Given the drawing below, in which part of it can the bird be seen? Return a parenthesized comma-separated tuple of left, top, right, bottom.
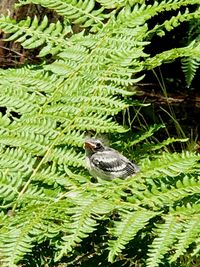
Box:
(84, 138, 140, 180)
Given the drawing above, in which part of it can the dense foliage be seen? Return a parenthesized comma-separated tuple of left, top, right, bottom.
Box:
(0, 0, 200, 266)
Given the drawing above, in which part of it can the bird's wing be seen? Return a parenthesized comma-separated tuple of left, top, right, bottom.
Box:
(91, 149, 138, 178)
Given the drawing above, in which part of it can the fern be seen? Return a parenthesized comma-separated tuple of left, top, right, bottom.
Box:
(141, 151, 200, 178)
(0, 15, 72, 57)
(0, 172, 23, 205)
(181, 6, 200, 88)
(17, 0, 108, 31)
(181, 53, 200, 88)
(146, 215, 183, 267)
(0, 200, 72, 266)
(55, 195, 114, 261)
(148, 8, 200, 37)
(108, 209, 156, 263)
(144, 41, 200, 70)
(0, 0, 200, 266)
(134, 176, 200, 208)
(170, 216, 200, 262)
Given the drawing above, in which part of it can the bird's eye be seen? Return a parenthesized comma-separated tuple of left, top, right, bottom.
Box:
(95, 142, 102, 149)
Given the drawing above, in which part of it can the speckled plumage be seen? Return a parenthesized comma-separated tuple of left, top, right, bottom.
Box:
(85, 139, 140, 180)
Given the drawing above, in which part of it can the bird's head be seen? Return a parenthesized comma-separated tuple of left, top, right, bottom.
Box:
(84, 139, 105, 155)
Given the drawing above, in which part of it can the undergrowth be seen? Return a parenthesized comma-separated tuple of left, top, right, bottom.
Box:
(0, 0, 200, 266)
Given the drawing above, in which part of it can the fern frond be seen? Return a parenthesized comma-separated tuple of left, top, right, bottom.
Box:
(0, 172, 22, 206)
(1, 124, 85, 167)
(108, 210, 156, 263)
(0, 228, 33, 267)
(191, 237, 200, 257)
(149, 8, 200, 37)
(133, 137, 189, 159)
(96, 0, 146, 9)
(0, 86, 42, 114)
(17, 0, 107, 30)
(0, 15, 72, 56)
(136, 176, 200, 209)
(0, 67, 64, 93)
(73, 114, 126, 133)
(0, 200, 72, 266)
(142, 137, 189, 152)
(115, 0, 200, 30)
(171, 203, 200, 216)
(141, 151, 200, 178)
(146, 215, 183, 267)
(170, 216, 200, 262)
(46, 146, 84, 167)
(55, 196, 114, 261)
(0, 147, 36, 174)
(181, 55, 200, 88)
(144, 41, 200, 70)
(129, 124, 165, 146)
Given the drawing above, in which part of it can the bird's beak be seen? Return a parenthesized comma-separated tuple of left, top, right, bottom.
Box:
(84, 141, 96, 149)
